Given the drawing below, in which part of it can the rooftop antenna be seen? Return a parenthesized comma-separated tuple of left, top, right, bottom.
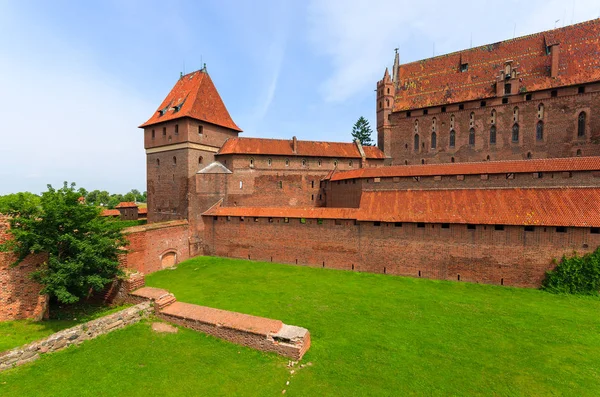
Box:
(433, 42, 435, 56)
(554, 19, 560, 29)
(513, 23, 516, 38)
(470, 32, 472, 48)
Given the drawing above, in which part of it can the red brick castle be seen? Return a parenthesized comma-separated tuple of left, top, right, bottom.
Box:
(133, 19, 600, 289)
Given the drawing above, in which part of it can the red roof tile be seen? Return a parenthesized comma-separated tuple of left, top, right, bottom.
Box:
(204, 187, 600, 227)
(138, 207, 148, 215)
(204, 205, 360, 220)
(115, 202, 138, 208)
(218, 137, 385, 159)
(140, 70, 242, 131)
(357, 188, 600, 227)
(331, 157, 600, 180)
(100, 209, 120, 217)
(393, 18, 600, 111)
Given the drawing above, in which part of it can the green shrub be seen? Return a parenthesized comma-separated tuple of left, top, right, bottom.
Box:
(542, 247, 600, 295)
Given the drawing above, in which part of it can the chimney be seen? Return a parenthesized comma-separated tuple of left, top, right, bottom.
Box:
(354, 139, 366, 168)
(292, 136, 298, 154)
(550, 45, 560, 78)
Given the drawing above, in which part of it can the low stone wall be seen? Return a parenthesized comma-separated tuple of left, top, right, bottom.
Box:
(158, 301, 310, 360)
(0, 302, 152, 372)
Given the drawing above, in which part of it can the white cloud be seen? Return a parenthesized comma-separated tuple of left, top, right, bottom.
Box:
(307, 0, 600, 103)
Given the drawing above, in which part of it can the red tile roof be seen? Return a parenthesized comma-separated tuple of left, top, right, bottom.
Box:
(204, 187, 600, 227)
(357, 188, 600, 227)
(101, 209, 120, 217)
(204, 205, 360, 220)
(393, 18, 600, 111)
(138, 207, 148, 215)
(140, 70, 242, 131)
(115, 202, 138, 208)
(330, 157, 600, 181)
(217, 137, 386, 159)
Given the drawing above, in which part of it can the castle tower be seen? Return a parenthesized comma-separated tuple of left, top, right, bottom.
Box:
(139, 68, 242, 223)
(376, 65, 394, 157)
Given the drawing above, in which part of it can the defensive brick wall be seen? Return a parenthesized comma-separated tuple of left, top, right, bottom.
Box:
(203, 216, 600, 288)
(0, 217, 48, 321)
(122, 220, 190, 274)
(325, 169, 600, 207)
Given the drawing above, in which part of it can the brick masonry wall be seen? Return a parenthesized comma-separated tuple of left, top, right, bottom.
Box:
(386, 85, 600, 164)
(0, 302, 152, 372)
(0, 217, 48, 321)
(325, 170, 600, 207)
(203, 216, 600, 288)
(122, 221, 190, 275)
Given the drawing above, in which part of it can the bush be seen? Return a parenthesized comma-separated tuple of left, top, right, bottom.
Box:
(542, 248, 600, 295)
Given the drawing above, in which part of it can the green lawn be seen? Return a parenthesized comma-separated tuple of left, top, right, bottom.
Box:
(2, 256, 600, 396)
(0, 304, 128, 352)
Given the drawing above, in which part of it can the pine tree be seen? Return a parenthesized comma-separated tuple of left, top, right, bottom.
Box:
(351, 116, 374, 146)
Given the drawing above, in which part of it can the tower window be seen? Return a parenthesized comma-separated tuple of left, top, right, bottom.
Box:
(469, 128, 475, 146)
(151, 129, 155, 139)
(156, 159, 160, 166)
(536, 121, 544, 141)
(525, 94, 532, 101)
(431, 132, 437, 149)
(578, 112, 586, 137)
(512, 124, 519, 142)
(480, 100, 487, 107)
(173, 156, 177, 165)
(414, 134, 420, 151)
(163, 127, 166, 136)
(199, 156, 203, 164)
(302, 159, 307, 167)
(551, 90, 558, 98)
(285, 158, 290, 167)
(174, 124, 179, 135)
(349, 160, 353, 167)
(267, 158, 272, 166)
(423, 109, 428, 115)
(502, 98, 509, 104)
(578, 86, 585, 94)
(449, 130, 456, 148)
(198, 125, 203, 135)
(458, 104, 464, 110)
(460, 63, 468, 72)
(250, 158, 254, 167)
(490, 125, 497, 144)
(441, 106, 447, 113)
(406, 111, 411, 118)
(504, 83, 511, 95)
(318, 159, 322, 167)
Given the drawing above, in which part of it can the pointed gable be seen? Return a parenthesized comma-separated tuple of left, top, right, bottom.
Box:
(140, 70, 242, 131)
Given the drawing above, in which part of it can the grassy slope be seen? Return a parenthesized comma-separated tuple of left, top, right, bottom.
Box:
(1, 257, 599, 396)
(0, 304, 128, 352)
(0, 322, 289, 397)
(145, 257, 600, 396)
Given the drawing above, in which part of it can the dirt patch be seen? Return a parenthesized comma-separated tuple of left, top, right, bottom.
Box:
(151, 322, 178, 333)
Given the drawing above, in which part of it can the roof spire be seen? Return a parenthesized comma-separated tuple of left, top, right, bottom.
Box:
(393, 48, 400, 87)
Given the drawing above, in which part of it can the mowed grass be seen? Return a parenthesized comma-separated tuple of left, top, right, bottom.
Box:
(0, 322, 289, 396)
(0, 304, 128, 352)
(1, 256, 599, 396)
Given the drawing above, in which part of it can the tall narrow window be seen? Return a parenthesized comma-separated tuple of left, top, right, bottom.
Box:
(199, 156, 203, 164)
(414, 134, 420, 151)
(198, 125, 204, 135)
(490, 125, 497, 144)
(578, 112, 586, 137)
(512, 124, 519, 142)
(536, 121, 544, 141)
(267, 158, 272, 166)
(151, 129, 155, 139)
(173, 156, 177, 165)
(469, 128, 475, 146)
(174, 124, 179, 135)
(491, 110, 496, 125)
(537, 104, 544, 119)
(431, 132, 437, 149)
(449, 130, 456, 148)
(163, 127, 166, 136)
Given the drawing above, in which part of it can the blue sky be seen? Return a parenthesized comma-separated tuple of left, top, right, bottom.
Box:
(1, 0, 599, 195)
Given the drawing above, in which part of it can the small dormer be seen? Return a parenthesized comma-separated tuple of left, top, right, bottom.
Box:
(496, 60, 519, 97)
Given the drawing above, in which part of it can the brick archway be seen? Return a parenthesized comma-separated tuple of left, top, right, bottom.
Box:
(160, 250, 178, 269)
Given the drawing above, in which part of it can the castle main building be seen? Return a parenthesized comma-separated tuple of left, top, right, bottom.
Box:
(136, 19, 600, 288)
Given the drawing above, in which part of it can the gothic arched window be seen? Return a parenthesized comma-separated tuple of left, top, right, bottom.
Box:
(431, 132, 437, 149)
(536, 121, 544, 141)
(449, 130, 456, 148)
(469, 128, 475, 146)
(414, 134, 420, 151)
(578, 112, 586, 137)
(490, 125, 497, 144)
(512, 124, 519, 142)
